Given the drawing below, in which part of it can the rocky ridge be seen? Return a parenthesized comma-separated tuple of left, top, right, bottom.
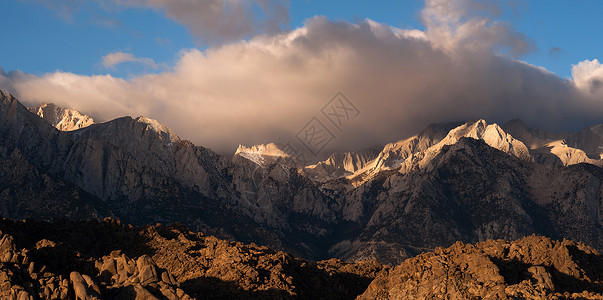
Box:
(303, 148, 379, 182)
(503, 119, 603, 166)
(28, 103, 94, 131)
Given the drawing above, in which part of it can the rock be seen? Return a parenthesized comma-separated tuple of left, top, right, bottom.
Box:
(117, 269, 129, 284)
(138, 265, 158, 285)
(102, 258, 117, 275)
(0, 235, 15, 253)
(110, 250, 122, 258)
(27, 262, 34, 275)
(160, 272, 170, 285)
(132, 284, 159, 300)
(100, 258, 117, 283)
(70, 271, 91, 300)
(160, 287, 178, 300)
(136, 256, 154, 271)
(81, 274, 100, 296)
(17, 290, 29, 300)
(67, 272, 101, 300)
(43, 286, 51, 298)
(358, 236, 603, 299)
(528, 265, 554, 291)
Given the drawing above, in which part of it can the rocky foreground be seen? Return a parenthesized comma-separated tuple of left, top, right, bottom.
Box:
(360, 236, 603, 299)
(0, 218, 601, 299)
(0, 218, 382, 299)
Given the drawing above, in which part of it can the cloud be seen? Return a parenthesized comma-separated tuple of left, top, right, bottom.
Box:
(101, 51, 158, 69)
(1, 0, 602, 155)
(572, 59, 603, 95)
(421, 0, 533, 56)
(25, 0, 290, 44)
(112, 0, 289, 43)
(549, 46, 562, 57)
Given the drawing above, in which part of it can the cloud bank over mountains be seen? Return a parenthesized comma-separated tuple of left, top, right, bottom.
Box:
(2, 0, 603, 154)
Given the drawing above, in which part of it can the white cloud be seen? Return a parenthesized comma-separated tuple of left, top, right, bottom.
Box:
(101, 51, 158, 69)
(572, 59, 603, 95)
(1, 0, 602, 155)
(421, 0, 532, 56)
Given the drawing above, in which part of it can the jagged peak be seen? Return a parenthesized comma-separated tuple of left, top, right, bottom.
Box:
(0, 90, 17, 104)
(134, 116, 180, 143)
(303, 148, 379, 182)
(29, 102, 94, 131)
(234, 143, 294, 167)
(0, 89, 10, 98)
(234, 143, 290, 158)
(348, 119, 533, 185)
(429, 119, 532, 162)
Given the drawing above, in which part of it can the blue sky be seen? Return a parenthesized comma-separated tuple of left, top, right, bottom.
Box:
(1, 0, 600, 79)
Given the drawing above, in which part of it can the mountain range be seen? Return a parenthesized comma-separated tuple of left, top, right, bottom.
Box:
(1, 90, 602, 268)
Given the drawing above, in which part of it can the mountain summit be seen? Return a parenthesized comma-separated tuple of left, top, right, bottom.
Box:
(28, 102, 94, 131)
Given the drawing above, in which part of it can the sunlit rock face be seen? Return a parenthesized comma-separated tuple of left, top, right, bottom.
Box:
(29, 102, 94, 131)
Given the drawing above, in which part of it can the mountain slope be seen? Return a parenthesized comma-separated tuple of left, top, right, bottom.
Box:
(334, 137, 603, 264)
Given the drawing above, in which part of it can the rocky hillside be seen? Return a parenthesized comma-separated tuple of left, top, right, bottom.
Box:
(0, 218, 382, 299)
(0, 218, 601, 299)
(359, 235, 603, 299)
(2, 90, 603, 267)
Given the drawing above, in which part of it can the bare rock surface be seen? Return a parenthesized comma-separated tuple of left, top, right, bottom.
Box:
(0, 219, 191, 299)
(28, 103, 94, 131)
(359, 235, 603, 299)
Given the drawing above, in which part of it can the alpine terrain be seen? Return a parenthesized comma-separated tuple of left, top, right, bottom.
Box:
(1, 90, 603, 298)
